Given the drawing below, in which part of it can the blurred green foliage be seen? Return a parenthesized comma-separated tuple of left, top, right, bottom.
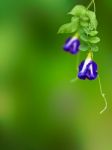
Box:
(0, 0, 112, 150)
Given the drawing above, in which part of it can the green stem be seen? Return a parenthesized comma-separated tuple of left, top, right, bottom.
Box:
(87, 0, 96, 12)
(87, 0, 93, 9)
(93, 0, 96, 12)
(98, 75, 107, 114)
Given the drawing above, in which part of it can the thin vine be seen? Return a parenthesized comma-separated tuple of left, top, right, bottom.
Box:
(98, 75, 107, 114)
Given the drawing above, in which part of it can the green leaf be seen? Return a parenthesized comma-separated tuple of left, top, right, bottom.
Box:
(91, 45, 99, 52)
(87, 10, 98, 29)
(88, 31, 98, 36)
(80, 21, 89, 27)
(71, 16, 79, 22)
(58, 18, 79, 34)
(80, 15, 89, 21)
(88, 23, 94, 31)
(80, 42, 89, 51)
(83, 27, 90, 34)
(89, 37, 100, 44)
(68, 5, 87, 16)
(84, 28, 98, 36)
(80, 32, 88, 42)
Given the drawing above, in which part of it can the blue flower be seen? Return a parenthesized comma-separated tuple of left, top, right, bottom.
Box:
(63, 36, 80, 54)
(78, 53, 98, 80)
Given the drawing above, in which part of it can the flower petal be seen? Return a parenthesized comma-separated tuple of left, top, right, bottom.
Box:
(78, 59, 98, 80)
(78, 61, 87, 80)
(86, 61, 98, 80)
(63, 37, 80, 54)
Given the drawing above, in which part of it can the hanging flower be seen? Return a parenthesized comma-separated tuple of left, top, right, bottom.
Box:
(78, 52, 98, 80)
(63, 35, 80, 54)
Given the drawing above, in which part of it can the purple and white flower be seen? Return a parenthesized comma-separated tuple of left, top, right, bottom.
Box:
(63, 36, 80, 54)
(78, 53, 98, 80)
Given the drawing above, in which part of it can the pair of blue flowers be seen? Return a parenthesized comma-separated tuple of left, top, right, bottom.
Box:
(63, 36, 98, 80)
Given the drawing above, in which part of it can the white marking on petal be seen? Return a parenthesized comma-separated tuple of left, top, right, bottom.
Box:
(73, 42, 77, 50)
(66, 37, 78, 48)
(89, 64, 94, 77)
(80, 58, 92, 74)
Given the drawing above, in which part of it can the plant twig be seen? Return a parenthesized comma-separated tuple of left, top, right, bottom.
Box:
(87, 0, 96, 12)
(98, 75, 107, 114)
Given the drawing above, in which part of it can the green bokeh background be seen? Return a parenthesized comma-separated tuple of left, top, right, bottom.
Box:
(0, 0, 112, 150)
